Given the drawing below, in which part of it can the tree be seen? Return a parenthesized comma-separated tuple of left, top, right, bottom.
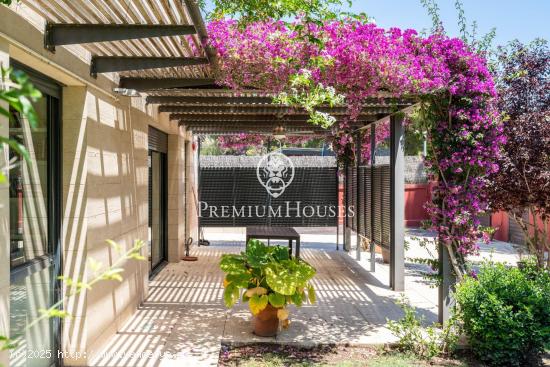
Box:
(487, 39, 550, 269)
(203, 0, 354, 24)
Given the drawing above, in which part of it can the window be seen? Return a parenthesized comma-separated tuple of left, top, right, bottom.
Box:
(9, 61, 62, 367)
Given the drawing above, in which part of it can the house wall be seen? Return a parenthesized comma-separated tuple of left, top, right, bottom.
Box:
(0, 4, 189, 366)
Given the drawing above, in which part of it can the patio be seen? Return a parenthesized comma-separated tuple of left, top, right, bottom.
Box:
(86, 228, 521, 367)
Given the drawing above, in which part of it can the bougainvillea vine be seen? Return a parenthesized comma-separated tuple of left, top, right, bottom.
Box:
(207, 19, 504, 278)
(217, 134, 317, 154)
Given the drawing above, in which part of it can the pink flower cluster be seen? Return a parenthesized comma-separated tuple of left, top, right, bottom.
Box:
(217, 134, 314, 153)
(361, 123, 391, 162)
(218, 134, 265, 154)
(207, 20, 504, 261)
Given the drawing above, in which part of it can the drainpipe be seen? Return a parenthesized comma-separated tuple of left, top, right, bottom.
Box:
(183, 0, 220, 75)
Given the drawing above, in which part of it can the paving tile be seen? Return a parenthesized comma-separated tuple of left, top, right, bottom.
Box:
(95, 226, 516, 366)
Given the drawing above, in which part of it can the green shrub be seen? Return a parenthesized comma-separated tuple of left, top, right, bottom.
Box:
(455, 261, 550, 366)
(387, 297, 460, 360)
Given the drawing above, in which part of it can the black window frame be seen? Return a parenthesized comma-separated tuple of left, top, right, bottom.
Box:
(148, 127, 168, 277)
(9, 60, 63, 367)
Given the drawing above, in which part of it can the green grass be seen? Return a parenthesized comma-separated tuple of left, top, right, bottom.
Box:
(226, 352, 470, 367)
(220, 344, 477, 367)
(234, 354, 362, 367)
(368, 353, 468, 367)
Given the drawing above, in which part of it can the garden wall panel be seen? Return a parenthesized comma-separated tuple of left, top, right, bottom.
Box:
(199, 161, 338, 227)
(346, 164, 390, 249)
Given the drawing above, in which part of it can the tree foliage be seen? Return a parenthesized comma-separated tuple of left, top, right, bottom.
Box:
(487, 40, 550, 269)
(204, 0, 352, 24)
(420, 0, 496, 54)
(0, 67, 42, 183)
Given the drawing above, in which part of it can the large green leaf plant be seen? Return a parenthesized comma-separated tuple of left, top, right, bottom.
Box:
(220, 239, 316, 326)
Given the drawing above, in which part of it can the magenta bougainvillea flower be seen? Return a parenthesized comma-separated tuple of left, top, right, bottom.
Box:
(206, 19, 505, 274)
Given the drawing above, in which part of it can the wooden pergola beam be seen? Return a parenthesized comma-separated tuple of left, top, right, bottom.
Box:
(44, 23, 197, 52)
(119, 78, 216, 90)
(182, 123, 329, 134)
(159, 104, 410, 116)
(90, 56, 208, 77)
(160, 104, 295, 114)
(170, 113, 376, 123)
(147, 95, 273, 105)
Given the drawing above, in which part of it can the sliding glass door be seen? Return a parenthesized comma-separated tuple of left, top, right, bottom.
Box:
(9, 62, 62, 367)
(148, 127, 168, 274)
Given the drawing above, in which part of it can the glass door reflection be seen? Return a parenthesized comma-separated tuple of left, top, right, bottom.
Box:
(148, 150, 167, 273)
(9, 64, 61, 367)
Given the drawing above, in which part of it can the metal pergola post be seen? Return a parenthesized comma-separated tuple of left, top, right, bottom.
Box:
(355, 131, 361, 261)
(390, 114, 405, 291)
(369, 124, 376, 272)
(336, 167, 340, 251)
(197, 137, 202, 243)
(344, 163, 351, 251)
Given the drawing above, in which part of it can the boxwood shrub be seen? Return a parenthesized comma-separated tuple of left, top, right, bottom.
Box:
(455, 261, 550, 366)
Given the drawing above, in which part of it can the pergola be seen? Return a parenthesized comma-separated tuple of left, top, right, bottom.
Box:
(22, 0, 417, 293)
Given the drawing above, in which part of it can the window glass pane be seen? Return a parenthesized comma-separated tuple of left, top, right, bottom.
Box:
(149, 151, 167, 271)
(9, 95, 56, 367)
(9, 97, 49, 266)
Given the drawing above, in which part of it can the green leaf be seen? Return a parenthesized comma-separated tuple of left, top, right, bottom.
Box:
(127, 252, 146, 261)
(223, 283, 240, 308)
(268, 293, 286, 308)
(0, 335, 17, 351)
(307, 284, 316, 304)
(88, 258, 103, 273)
(245, 239, 270, 267)
(227, 272, 252, 288)
(220, 254, 247, 274)
(291, 291, 304, 307)
(39, 308, 71, 319)
(265, 260, 316, 296)
(0, 136, 30, 162)
(249, 294, 268, 315)
(272, 246, 290, 261)
(100, 268, 124, 282)
(265, 263, 298, 295)
(106, 239, 122, 254)
(0, 106, 10, 119)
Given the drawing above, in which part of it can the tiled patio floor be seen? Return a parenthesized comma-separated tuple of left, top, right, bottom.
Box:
(88, 228, 521, 367)
(88, 246, 407, 366)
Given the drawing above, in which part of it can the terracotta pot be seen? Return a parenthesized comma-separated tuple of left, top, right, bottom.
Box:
(253, 304, 280, 337)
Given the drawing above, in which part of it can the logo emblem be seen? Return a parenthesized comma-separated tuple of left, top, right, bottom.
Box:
(257, 152, 295, 198)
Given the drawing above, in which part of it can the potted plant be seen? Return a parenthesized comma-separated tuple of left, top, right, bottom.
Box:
(220, 239, 316, 336)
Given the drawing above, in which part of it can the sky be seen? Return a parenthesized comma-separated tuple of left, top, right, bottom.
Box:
(204, 0, 549, 47)
(348, 0, 549, 46)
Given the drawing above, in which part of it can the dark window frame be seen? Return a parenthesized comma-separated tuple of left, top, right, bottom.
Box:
(148, 127, 168, 276)
(9, 60, 63, 367)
